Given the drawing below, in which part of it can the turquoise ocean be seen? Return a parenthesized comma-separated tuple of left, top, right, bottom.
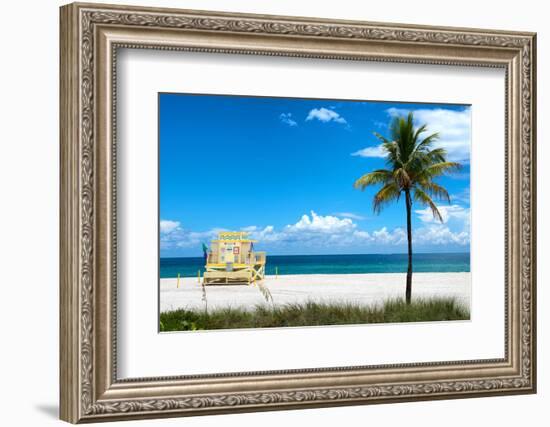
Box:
(160, 253, 470, 279)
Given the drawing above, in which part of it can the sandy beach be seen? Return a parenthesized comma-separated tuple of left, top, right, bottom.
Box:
(160, 272, 470, 312)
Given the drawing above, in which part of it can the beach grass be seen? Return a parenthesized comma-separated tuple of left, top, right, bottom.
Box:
(159, 298, 469, 332)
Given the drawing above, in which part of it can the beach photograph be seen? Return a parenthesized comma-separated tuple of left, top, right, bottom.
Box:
(158, 93, 471, 332)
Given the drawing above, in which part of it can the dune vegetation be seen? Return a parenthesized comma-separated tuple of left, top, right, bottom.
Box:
(159, 297, 469, 332)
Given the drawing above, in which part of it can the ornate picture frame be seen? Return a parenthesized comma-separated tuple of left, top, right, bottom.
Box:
(60, 2, 536, 423)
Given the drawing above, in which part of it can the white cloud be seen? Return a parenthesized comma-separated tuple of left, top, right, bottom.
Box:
(352, 230, 371, 240)
(161, 209, 470, 254)
(333, 212, 366, 220)
(279, 112, 297, 127)
(245, 225, 276, 241)
(351, 145, 386, 158)
(386, 107, 471, 162)
(160, 221, 222, 250)
(287, 211, 355, 234)
(413, 204, 470, 246)
(415, 204, 470, 225)
(372, 227, 407, 245)
(306, 107, 347, 124)
(242, 212, 407, 248)
(160, 219, 180, 234)
(415, 225, 469, 246)
(179, 229, 221, 247)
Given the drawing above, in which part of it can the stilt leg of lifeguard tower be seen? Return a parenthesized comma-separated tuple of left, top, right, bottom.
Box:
(252, 265, 263, 282)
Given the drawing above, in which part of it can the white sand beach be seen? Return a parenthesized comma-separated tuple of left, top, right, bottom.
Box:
(160, 272, 470, 312)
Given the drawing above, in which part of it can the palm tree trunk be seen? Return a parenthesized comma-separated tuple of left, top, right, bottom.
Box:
(405, 189, 413, 304)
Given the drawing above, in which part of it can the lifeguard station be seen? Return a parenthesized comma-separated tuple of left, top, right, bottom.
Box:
(203, 231, 266, 285)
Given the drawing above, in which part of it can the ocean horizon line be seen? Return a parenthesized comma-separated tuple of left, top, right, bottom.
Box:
(160, 252, 471, 260)
(159, 252, 471, 278)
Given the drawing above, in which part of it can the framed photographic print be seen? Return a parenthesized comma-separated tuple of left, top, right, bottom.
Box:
(158, 94, 473, 331)
(60, 2, 537, 423)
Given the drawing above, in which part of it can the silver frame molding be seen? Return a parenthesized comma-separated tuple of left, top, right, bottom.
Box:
(60, 2, 537, 423)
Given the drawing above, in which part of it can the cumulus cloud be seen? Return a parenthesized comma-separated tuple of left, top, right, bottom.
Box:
(306, 107, 347, 124)
(160, 220, 221, 250)
(413, 204, 470, 246)
(161, 209, 470, 254)
(279, 112, 297, 127)
(351, 145, 386, 158)
(160, 219, 181, 234)
(386, 107, 471, 162)
(415, 204, 470, 225)
(287, 211, 355, 234)
(245, 225, 276, 241)
(240, 212, 407, 248)
(376, 227, 407, 245)
(415, 225, 469, 246)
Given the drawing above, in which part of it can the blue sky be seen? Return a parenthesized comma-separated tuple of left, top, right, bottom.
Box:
(159, 93, 471, 257)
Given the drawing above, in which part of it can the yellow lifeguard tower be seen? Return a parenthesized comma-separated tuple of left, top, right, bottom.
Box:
(203, 231, 266, 285)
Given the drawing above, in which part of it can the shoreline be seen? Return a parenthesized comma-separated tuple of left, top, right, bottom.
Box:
(160, 272, 471, 313)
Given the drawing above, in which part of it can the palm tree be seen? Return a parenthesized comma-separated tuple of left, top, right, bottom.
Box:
(354, 112, 460, 304)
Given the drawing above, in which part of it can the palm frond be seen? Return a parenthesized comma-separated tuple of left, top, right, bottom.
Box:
(417, 132, 439, 149)
(393, 167, 411, 188)
(382, 141, 402, 166)
(413, 123, 428, 142)
(391, 113, 416, 162)
(417, 181, 451, 203)
(404, 146, 440, 177)
(373, 132, 393, 145)
(407, 146, 445, 167)
(408, 132, 440, 163)
(353, 169, 393, 190)
(425, 147, 448, 163)
(413, 187, 443, 222)
(373, 182, 401, 214)
(422, 161, 462, 178)
(373, 131, 402, 166)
